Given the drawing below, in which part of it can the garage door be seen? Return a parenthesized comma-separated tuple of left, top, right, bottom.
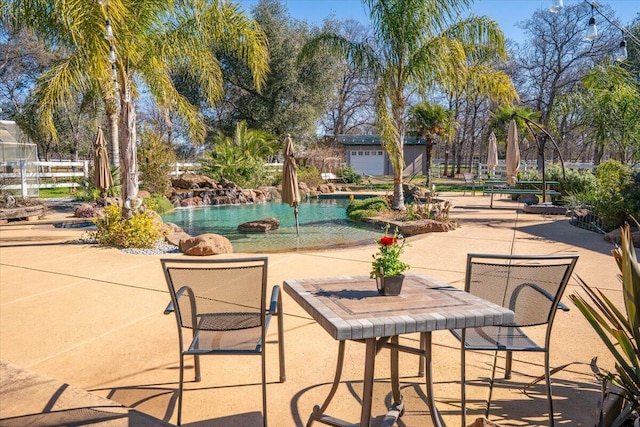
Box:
(350, 149, 385, 176)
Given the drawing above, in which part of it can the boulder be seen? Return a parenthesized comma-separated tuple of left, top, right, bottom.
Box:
(171, 174, 217, 190)
(179, 233, 234, 256)
(237, 217, 280, 233)
(166, 231, 192, 247)
(180, 196, 202, 207)
(74, 203, 98, 218)
(604, 227, 640, 247)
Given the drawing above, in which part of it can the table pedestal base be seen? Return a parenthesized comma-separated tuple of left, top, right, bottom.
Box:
(306, 333, 444, 427)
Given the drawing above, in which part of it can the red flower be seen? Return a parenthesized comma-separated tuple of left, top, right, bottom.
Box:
(379, 236, 397, 246)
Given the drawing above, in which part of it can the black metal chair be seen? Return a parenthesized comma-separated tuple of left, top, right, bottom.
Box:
(161, 257, 285, 426)
(452, 253, 578, 427)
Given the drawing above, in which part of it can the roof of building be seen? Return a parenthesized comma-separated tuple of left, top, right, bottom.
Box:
(335, 134, 425, 146)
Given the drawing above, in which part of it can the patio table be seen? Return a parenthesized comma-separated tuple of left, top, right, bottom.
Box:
(283, 274, 515, 427)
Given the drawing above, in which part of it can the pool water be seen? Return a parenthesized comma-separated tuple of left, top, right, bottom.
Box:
(161, 198, 384, 253)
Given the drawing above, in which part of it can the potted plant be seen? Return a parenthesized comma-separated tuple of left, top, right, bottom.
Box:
(569, 222, 639, 427)
(370, 226, 410, 295)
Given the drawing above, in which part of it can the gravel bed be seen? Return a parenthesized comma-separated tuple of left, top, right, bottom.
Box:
(73, 238, 181, 255)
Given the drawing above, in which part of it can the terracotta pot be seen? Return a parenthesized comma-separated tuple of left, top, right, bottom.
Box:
(376, 274, 404, 296)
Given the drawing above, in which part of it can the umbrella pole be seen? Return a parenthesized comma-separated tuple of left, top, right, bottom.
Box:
(294, 205, 300, 236)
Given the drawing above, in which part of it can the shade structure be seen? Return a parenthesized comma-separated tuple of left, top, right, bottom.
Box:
(487, 131, 498, 179)
(281, 134, 301, 236)
(93, 128, 113, 197)
(505, 119, 520, 186)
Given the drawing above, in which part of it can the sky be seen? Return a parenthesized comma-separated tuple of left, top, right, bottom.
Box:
(237, 0, 640, 44)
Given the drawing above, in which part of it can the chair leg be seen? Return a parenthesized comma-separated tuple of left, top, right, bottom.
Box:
(505, 351, 512, 380)
(545, 351, 555, 427)
(262, 351, 268, 427)
(461, 330, 467, 427)
(485, 351, 499, 419)
(277, 290, 286, 382)
(178, 354, 185, 426)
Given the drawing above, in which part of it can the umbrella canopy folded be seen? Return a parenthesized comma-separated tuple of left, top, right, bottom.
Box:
(487, 131, 498, 178)
(282, 134, 301, 235)
(93, 128, 113, 197)
(506, 119, 520, 186)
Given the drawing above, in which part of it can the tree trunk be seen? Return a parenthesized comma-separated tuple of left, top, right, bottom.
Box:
(109, 111, 120, 168)
(119, 81, 139, 219)
(424, 136, 434, 186)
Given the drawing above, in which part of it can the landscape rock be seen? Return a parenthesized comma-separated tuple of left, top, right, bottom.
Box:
(179, 233, 234, 256)
(74, 203, 98, 218)
(603, 227, 640, 247)
(171, 173, 217, 190)
(237, 217, 280, 233)
(166, 231, 192, 247)
(364, 217, 458, 236)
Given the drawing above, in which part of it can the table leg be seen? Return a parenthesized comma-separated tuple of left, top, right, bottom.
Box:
(306, 341, 347, 427)
(360, 338, 377, 427)
(423, 332, 445, 427)
(390, 336, 402, 407)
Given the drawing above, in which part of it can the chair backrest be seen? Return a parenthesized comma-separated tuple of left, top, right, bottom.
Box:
(465, 254, 578, 327)
(161, 257, 268, 332)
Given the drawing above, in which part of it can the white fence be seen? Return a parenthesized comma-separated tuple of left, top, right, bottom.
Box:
(0, 160, 88, 197)
(476, 161, 596, 179)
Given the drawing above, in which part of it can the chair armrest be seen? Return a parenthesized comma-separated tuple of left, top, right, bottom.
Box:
(164, 301, 174, 315)
(163, 286, 191, 315)
(514, 282, 569, 312)
(269, 285, 281, 314)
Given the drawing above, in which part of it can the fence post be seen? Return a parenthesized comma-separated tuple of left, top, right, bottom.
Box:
(83, 160, 89, 188)
(20, 160, 28, 198)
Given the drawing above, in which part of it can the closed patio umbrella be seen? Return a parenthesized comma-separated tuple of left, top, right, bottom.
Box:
(282, 134, 301, 236)
(93, 127, 113, 198)
(487, 131, 498, 179)
(505, 119, 520, 186)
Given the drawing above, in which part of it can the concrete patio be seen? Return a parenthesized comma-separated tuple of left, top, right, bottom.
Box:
(0, 192, 624, 426)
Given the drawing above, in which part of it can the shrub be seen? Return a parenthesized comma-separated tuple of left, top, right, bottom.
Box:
(336, 165, 362, 184)
(138, 127, 176, 195)
(297, 165, 323, 188)
(592, 160, 633, 231)
(346, 197, 390, 220)
(144, 194, 174, 215)
(90, 204, 163, 248)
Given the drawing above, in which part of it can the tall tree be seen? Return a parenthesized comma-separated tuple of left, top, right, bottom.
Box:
(515, 2, 618, 126)
(581, 63, 640, 164)
(212, 0, 340, 142)
(319, 19, 376, 137)
(2, 0, 269, 216)
(301, 0, 506, 209)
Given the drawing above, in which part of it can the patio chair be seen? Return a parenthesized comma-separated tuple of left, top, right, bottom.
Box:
(463, 173, 478, 196)
(452, 253, 578, 427)
(161, 257, 285, 426)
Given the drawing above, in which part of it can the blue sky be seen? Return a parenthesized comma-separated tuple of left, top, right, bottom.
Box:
(237, 0, 639, 44)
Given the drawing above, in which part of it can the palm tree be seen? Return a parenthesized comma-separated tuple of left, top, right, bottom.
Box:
(300, 0, 506, 209)
(409, 102, 454, 185)
(2, 0, 269, 216)
(201, 120, 278, 187)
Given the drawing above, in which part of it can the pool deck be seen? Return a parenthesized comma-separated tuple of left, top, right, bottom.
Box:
(0, 192, 624, 426)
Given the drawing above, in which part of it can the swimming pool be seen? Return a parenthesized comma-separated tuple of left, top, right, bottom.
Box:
(161, 198, 384, 253)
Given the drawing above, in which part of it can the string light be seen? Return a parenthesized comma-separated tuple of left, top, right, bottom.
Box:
(616, 38, 628, 62)
(108, 45, 116, 63)
(585, 6, 597, 41)
(104, 19, 114, 40)
(549, 0, 563, 13)
(549, 0, 638, 62)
